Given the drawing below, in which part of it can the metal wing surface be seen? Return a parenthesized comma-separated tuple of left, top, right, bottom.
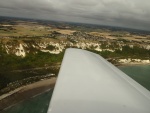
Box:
(47, 48, 150, 113)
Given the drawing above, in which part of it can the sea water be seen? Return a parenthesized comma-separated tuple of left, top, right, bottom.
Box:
(119, 65, 150, 91)
(1, 89, 53, 113)
(1, 65, 150, 113)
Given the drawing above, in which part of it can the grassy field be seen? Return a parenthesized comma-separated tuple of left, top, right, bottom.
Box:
(0, 23, 50, 37)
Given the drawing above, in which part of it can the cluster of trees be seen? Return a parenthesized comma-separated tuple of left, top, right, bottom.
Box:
(88, 45, 150, 59)
(0, 43, 150, 91)
(0, 48, 64, 90)
(115, 46, 150, 58)
(0, 51, 64, 71)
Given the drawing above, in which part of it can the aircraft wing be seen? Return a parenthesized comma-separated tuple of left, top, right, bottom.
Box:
(47, 48, 150, 113)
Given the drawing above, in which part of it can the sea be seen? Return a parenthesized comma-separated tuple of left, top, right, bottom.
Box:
(1, 65, 150, 113)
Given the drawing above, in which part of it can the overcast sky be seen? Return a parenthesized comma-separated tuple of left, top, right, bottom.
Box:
(0, 0, 150, 30)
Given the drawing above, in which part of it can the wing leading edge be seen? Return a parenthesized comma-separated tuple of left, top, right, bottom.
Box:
(47, 48, 150, 113)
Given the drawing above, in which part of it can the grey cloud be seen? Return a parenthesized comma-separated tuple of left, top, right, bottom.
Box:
(0, 0, 150, 30)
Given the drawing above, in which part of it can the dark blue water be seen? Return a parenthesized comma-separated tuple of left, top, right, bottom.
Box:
(1, 65, 150, 113)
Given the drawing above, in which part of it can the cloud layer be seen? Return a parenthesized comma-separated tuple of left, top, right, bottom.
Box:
(0, 0, 150, 30)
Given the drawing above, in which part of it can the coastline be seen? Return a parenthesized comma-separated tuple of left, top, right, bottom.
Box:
(0, 77, 56, 111)
(0, 62, 150, 111)
(117, 62, 150, 67)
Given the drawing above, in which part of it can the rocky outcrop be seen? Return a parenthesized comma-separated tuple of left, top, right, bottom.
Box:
(118, 58, 150, 65)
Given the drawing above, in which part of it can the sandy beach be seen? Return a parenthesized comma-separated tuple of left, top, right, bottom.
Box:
(0, 77, 56, 111)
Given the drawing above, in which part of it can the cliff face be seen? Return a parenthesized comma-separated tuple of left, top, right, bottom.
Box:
(0, 37, 150, 62)
(0, 38, 115, 57)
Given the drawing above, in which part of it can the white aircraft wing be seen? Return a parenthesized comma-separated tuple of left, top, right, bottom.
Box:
(47, 48, 150, 113)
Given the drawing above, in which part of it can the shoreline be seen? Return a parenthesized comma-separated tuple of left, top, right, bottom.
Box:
(117, 62, 150, 67)
(0, 77, 56, 111)
(0, 63, 150, 111)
